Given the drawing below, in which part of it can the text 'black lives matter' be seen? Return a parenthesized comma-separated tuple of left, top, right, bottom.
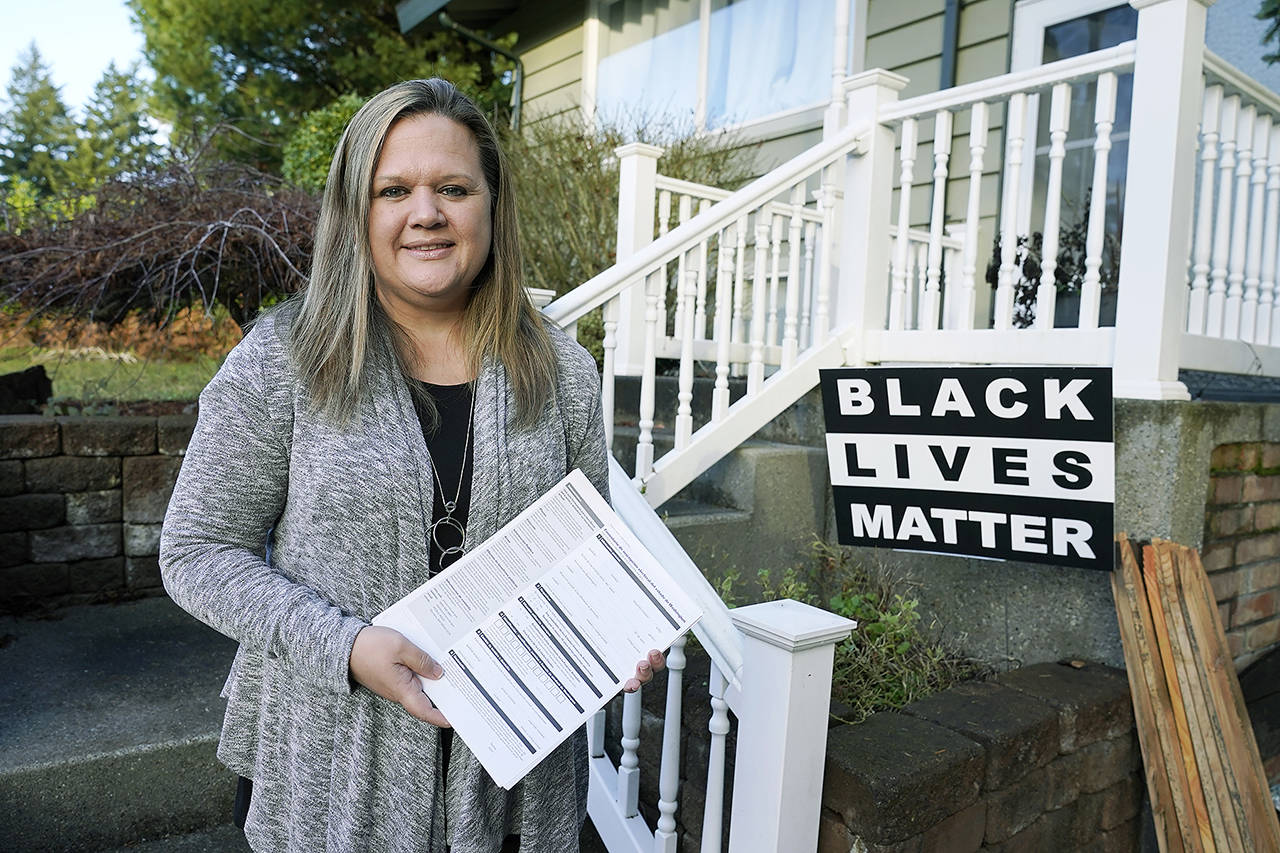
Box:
(819, 367, 1114, 571)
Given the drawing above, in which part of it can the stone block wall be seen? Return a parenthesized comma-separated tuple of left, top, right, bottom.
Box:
(1201, 441, 1280, 667)
(0, 415, 194, 612)
(820, 662, 1142, 853)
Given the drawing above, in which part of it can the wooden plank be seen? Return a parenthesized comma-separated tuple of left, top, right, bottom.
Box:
(1176, 546, 1280, 850)
(1142, 542, 1217, 853)
(1112, 537, 1185, 853)
(1151, 541, 1243, 853)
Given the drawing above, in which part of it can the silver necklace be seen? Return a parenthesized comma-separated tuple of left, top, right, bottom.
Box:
(425, 384, 474, 567)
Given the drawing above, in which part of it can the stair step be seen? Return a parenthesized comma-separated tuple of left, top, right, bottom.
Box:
(0, 597, 239, 851)
(656, 498, 751, 527)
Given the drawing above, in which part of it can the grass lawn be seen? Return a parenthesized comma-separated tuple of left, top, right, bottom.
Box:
(0, 346, 222, 405)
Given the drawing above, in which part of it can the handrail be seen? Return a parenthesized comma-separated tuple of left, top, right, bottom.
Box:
(655, 174, 732, 202)
(880, 41, 1137, 123)
(1204, 48, 1280, 119)
(544, 117, 870, 326)
(607, 455, 743, 688)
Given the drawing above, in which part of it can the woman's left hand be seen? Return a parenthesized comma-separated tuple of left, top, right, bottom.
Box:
(623, 649, 666, 693)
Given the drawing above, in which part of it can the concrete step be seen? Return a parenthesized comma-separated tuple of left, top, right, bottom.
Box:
(0, 597, 239, 851)
(101, 823, 250, 853)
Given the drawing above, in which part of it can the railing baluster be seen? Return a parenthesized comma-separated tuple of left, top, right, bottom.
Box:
(995, 92, 1027, 330)
(1244, 114, 1271, 342)
(673, 195, 693, 335)
(713, 224, 734, 420)
(1188, 85, 1223, 334)
(782, 185, 804, 368)
(635, 270, 661, 481)
(959, 100, 988, 330)
(731, 214, 748, 374)
(653, 634, 686, 853)
(589, 708, 606, 758)
(1226, 105, 1257, 339)
(601, 294, 618, 449)
(813, 168, 836, 343)
(889, 118, 918, 330)
(657, 191, 672, 338)
(1080, 73, 1117, 329)
(801, 220, 817, 347)
(766, 210, 783, 347)
(1209, 95, 1241, 337)
(748, 211, 770, 393)
(922, 109, 953, 330)
(1036, 83, 1071, 330)
(700, 663, 730, 853)
(1263, 131, 1280, 346)
(676, 262, 697, 449)
(618, 690, 642, 818)
(695, 199, 712, 340)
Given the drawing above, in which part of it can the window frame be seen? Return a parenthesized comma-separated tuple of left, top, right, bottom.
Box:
(583, 0, 866, 142)
(1008, 0, 1136, 236)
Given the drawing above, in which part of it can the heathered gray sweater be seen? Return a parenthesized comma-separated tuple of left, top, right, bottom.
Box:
(160, 308, 608, 853)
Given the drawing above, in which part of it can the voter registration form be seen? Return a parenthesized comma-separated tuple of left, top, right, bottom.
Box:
(374, 469, 701, 789)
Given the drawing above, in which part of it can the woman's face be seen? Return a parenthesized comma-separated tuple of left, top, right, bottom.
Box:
(367, 113, 493, 323)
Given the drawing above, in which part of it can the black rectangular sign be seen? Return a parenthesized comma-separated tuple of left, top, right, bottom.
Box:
(820, 367, 1114, 571)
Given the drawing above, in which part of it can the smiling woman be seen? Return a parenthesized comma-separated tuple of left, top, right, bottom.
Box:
(158, 78, 664, 853)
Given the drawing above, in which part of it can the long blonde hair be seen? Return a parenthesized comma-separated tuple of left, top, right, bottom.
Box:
(289, 78, 555, 427)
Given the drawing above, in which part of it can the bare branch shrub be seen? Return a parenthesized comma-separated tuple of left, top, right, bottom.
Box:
(0, 158, 317, 334)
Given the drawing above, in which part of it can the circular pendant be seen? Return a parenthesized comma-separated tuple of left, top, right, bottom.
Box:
(430, 514, 467, 553)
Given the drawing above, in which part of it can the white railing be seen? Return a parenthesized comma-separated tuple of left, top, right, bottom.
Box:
(585, 458, 853, 853)
(545, 118, 868, 508)
(1184, 50, 1280, 374)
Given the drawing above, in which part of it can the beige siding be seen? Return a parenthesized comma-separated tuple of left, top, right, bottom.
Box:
(498, 2, 586, 123)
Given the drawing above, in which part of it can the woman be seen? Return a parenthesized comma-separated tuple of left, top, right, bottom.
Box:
(160, 78, 663, 853)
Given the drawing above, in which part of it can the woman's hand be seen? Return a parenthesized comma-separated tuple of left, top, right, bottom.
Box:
(349, 626, 451, 727)
(622, 649, 667, 693)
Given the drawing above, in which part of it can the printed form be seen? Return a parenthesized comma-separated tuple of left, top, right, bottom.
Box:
(374, 469, 701, 789)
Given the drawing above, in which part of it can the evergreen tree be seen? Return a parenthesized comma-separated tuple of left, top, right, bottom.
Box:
(82, 61, 161, 179)
(0, 43, 80, 196)
(128, 0, 514, 172)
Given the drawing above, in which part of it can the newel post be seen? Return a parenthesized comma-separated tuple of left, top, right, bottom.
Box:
(1112, 0, 1213, 400)
(612, 142, 664, 376)
(727, 600, 856, 853)
(834, 70, 908, 362)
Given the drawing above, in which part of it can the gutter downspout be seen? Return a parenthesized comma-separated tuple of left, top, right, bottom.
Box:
(437, 11, 524, 132)
(940, 0, 960, 89)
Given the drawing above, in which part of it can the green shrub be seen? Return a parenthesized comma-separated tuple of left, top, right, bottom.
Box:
(282, 93, 367, 194)
(728, 542, 983, 725)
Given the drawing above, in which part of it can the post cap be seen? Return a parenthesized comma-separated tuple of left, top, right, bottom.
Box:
(614, 141, 665, 160)
(730, 599, 856, 652)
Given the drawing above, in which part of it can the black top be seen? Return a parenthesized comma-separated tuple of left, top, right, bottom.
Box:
(412, 380, 474, 577)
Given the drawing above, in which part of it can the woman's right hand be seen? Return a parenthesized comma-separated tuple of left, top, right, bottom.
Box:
(349, 626, 451, 727)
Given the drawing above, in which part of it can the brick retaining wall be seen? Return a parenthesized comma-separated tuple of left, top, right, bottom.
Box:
(820, 662, 1140, 853)
(1201, 441, 1280, 667)
(0, 415, 195, 612)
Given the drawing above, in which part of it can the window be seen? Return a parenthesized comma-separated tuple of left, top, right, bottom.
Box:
(1010, 0, 1137, 324)
(594, 0, 845, 133)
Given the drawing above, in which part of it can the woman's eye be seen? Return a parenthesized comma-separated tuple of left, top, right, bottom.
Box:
(441, 185, 467, 198)
(378, 186, 407, 198)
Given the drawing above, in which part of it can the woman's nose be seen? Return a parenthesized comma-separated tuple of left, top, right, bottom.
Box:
(408, 191, 446, 227)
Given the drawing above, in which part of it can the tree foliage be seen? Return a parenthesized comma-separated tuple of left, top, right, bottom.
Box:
(0, 44, 81, 197)
(128, 0, 515, 171)
(82, 62, 163, 181)
(1261, 0, 1280, 64)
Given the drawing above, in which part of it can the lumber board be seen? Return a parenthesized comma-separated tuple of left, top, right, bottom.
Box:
(1142, 542, 1220, 853)
(1152, 541, 1245, 852)
(1114, 536, 1197, 853)
(1176, 546, 1280, 851)
(1111, 538, 1185, 853)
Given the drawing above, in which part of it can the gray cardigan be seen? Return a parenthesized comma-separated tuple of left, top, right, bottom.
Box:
(160, 308, 608, 853)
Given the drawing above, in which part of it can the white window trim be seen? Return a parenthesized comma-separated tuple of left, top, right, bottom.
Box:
(586, 0, 866, 143)
(1009, 0, 1135, 236)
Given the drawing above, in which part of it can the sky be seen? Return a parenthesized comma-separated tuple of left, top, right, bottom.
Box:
(1, 0, 147, 117)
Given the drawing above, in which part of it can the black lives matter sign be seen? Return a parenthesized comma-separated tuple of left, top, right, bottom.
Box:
(820, 367, 1114, 571)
